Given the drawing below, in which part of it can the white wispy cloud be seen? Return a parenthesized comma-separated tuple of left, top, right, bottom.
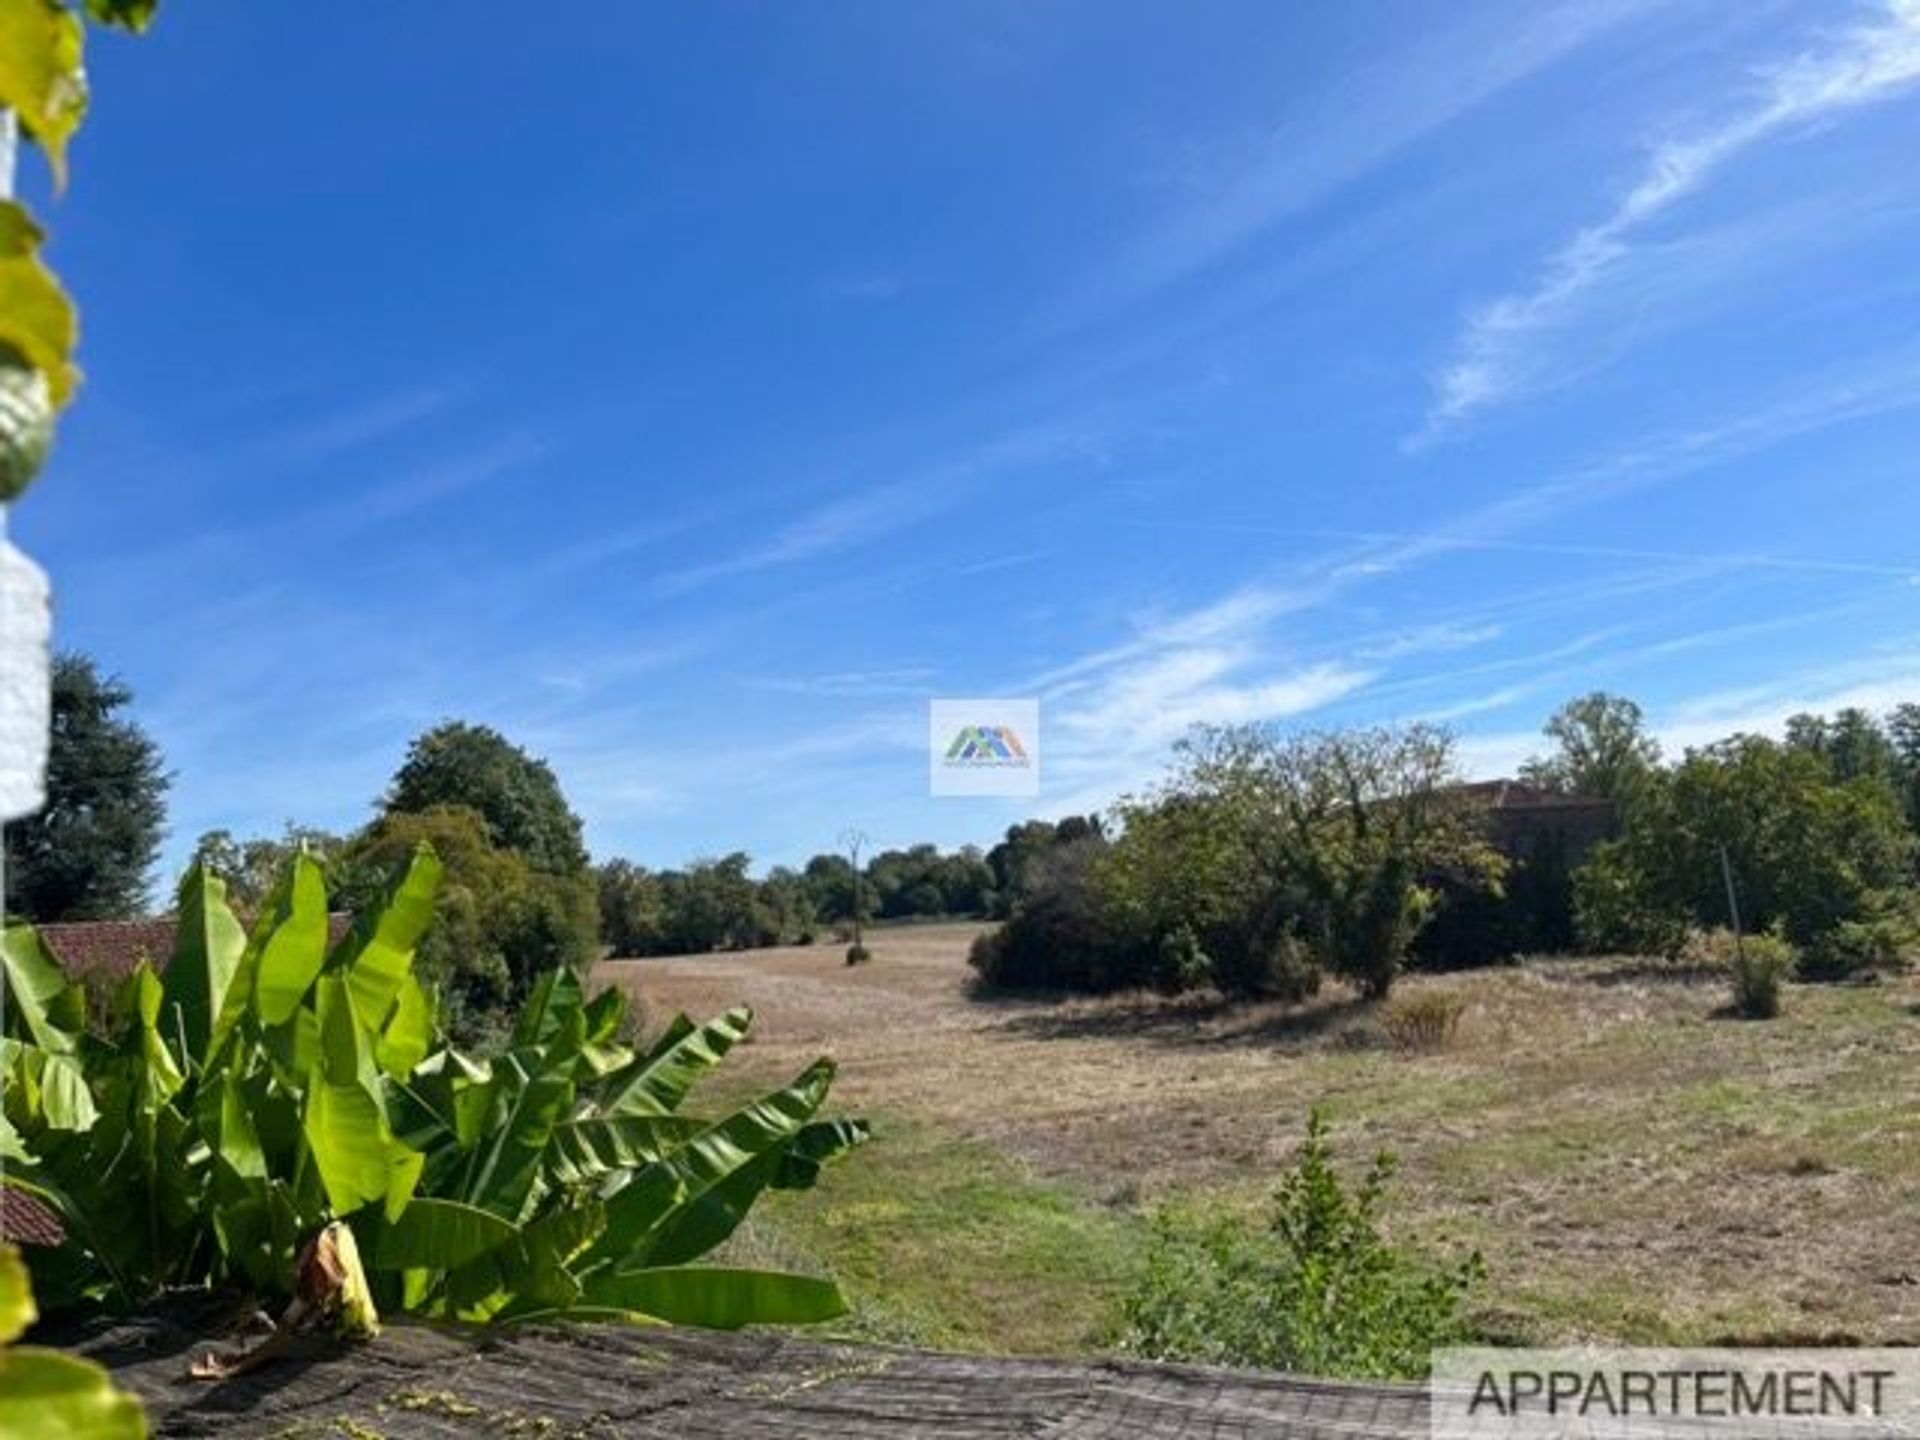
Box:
(1071, 0, 1654, 324)
(1020, 585, 1377, 815)
(1424, 0, 1920, 437)
(652, 427, 1090, 597)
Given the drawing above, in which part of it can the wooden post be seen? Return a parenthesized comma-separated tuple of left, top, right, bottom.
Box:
(1718, 844, 1745, 962)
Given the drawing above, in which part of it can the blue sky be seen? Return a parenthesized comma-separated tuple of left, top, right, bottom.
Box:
(14, 0, 1920, 878)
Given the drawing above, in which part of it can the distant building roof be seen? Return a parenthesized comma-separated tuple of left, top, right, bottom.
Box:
(34, 914, 353, 982)
(1454, 778, 1615, 813)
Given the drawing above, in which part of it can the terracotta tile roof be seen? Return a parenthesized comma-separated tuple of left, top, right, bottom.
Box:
(34, 914, 353, 983)
(0, 1186, 65, 1248)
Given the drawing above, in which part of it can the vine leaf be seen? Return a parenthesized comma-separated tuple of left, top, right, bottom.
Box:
(0, 201, 78, 408)
(0, 0, 88, 185)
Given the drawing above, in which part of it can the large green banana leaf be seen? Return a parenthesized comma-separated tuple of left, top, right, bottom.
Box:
(248, 853, 330, 1028)
(159, 867, 246, 1068)
(599, 1007, 751, 1117)
(0, 925, 85, 1052)
(332, 847, 442, 1031)
(583, 1060, 835, 1274)
(581, 1267, 847, 1329)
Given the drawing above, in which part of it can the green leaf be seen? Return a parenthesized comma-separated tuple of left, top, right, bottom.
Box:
(511, 967, 582, 1051)
(0, 1, 87, 185)
(250, 853, 330, 1027)
(598, 1006, 751, 1118)
(0, 1243, 35, 1343)
(460, 1055, 572, 1222)
(0, 1245, 147, 1437)
(332, 846, 443, 1032)
(196, 1073, 265, 1182)
(0, 1347, 148, 1440)
(375, 973, 432, 1080)
(160, 867, 247, 1068)
(81, 0, 158, 31)
(372, 1197, 517, 1272)
(0, 923, 85, 1052)
(581, 1267, 846, 1329)
(0, 203, 78, 414)
(27, 1050, 96, 1132)
(771, 1117, 871, 1191)
(586, 1060, 835, 1273)
(302, 1081, 395, 1217)
(543, 1115, 705, 1188)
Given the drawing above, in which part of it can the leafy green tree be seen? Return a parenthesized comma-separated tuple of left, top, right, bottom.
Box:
(1223, 723, 1495, 998)
(1890, 703, 1920, 831)
(383, 722, 588, 876)
(5, 654, 168, 921)
(801, 852, 862, 924)
(759, 864, 818, 942)
(656, 853, 772, 952)
(1575, 735, 1914, 954)
(1521, 692, 1661, 810)
(983, 726, 1492, 999)
(986, 816, 1103, 916)
(188, 823, 355, 912)
(598, 858, 667, 956)
(345, 805, 596, 1040)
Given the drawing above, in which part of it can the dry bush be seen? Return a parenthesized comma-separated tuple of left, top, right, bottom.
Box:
(1380, 991, 1466, 1054)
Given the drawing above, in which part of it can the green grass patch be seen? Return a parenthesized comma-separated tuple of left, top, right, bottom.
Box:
(722, 1110, 1142, 1354)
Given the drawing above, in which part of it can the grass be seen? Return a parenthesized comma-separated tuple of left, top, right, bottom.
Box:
(721, 1109, 1141, 1354)
(620, 933, 1920, 1353)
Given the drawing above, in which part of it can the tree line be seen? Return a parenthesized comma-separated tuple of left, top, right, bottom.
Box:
(595, 818, 1103, 957)
(12, 655, 1916, 1028)
(973, 692, 1920, 1000)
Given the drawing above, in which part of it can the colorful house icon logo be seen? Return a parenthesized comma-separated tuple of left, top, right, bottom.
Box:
(943, 724, 1030, 766)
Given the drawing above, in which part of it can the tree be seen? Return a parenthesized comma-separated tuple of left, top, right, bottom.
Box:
(382, 721, 588, 875)
(598, 858, 667, 956)
(187, 823, 355, 912)
(1521, 692, 1660, 810)
(344, 804, 597, 1039)
(983, 725, 1495, 999)
(5, 654, 168, 921)
(1891, 703, 1920, 831)
(1231, 724, 1496, 998)
(1574, 735, 1914, 954)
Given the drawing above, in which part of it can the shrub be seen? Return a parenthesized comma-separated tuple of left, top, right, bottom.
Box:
(1380, 992, 1466, 1054)
(1122, 1111, 1482, 1379)
(1, 852, 866, 1330)
(1154, 923, 1212, 995)
(1729, 931, 1795, 1019)
(968, 840, 1149, 992)
(844, 943, 872, 966)
(1799, 912, 1915, 981)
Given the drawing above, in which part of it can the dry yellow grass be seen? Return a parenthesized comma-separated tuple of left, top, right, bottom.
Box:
(601, 924, 1920, 1346)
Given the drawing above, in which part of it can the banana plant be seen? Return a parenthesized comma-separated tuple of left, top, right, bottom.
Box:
(1, 847, 867, 1331)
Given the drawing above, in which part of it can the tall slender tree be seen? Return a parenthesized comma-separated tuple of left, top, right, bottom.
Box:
(5, 653, 168, 920)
